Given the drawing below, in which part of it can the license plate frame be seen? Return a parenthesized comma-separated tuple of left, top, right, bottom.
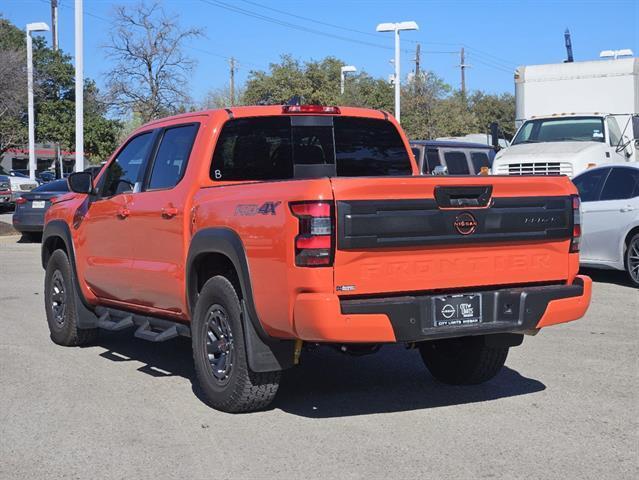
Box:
(433, 293, 482, 327)
(31, 201, 45, 209)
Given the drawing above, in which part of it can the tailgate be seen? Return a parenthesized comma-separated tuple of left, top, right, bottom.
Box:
(331, 176, 576, 296)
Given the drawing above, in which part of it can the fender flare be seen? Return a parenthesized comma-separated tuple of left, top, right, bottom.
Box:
(186, 227, 294, 372)
(41, 220, 99, 329)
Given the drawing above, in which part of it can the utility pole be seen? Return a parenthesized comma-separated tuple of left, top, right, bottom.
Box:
(51, 0, 62, 178)
(415, 43, 421, 78)
(51, 0, 58, 50)
(229, 57, 236, 106)
(460, 47, 469, 98)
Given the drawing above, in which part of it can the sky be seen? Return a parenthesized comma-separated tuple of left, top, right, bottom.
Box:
(3, 0, 639, 105)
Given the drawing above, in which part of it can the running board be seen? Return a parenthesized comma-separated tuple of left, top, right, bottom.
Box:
(94, 306, 190, 342)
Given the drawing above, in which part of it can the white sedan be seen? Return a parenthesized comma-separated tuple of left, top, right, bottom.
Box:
(573, 163, 639, 286)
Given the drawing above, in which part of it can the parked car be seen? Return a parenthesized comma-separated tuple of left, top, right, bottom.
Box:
(0, 175, 11, 211)
(13, 179, 69, 236)
(573, 163, 639, 286)
(42, 105, 590, 413)
(0, 166, 39, 205)
(410, 140, 495, 175)
(37, 171, 57, 183)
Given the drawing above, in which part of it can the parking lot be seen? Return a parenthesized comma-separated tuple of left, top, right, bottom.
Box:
(0, 231, 637, 479)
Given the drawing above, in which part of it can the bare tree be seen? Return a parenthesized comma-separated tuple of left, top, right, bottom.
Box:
(105, 1, 203, 123)
(0, 49, 28, 155)
(201, 85, 245, 109)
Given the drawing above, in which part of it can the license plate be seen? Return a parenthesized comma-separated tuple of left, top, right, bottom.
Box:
(433, 294, 482, 327)
(31, 201, 45, 209)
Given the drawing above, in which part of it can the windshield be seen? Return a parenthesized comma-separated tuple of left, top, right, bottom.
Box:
(512, 117, 605, 145)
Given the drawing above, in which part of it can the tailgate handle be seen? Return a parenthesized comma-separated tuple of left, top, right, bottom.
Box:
(434, 185, 493, 208)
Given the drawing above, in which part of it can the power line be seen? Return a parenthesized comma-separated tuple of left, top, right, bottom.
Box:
(239, 0, 516, 67)
(37, 0, 266, 70)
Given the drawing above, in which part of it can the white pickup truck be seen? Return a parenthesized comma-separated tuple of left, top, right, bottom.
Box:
(492, 56, 638, 178)
(492, 113, 636, 177)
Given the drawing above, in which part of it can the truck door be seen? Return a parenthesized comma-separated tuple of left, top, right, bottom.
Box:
(79, 131, 156, 302)
(124, 123, 200, 316)
(606, 117, 630, 162)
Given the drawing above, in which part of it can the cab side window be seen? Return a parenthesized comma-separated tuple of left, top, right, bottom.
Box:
(606, 117, 623, 148)
(572, 168, 609, 202)
(101, 132, 154, 197)
(148, 124, 199, 190)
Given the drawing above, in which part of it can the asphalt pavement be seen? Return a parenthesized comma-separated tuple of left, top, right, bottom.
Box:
(0, 233, 637, 479)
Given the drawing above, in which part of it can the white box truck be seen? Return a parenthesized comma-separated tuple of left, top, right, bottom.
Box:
(492, 56, 638, 177)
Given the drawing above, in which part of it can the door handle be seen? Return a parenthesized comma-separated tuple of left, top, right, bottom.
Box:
(117, 207, 130, 219)
(620, 206, 635, 212)
(161, 206, 179, 218)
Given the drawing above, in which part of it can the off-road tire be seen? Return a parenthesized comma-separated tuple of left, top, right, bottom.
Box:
(419, 335, 508, 385)
(44, 249, 98, 346)
(625, 233, 639, 287)
(192, 275, 281, 413)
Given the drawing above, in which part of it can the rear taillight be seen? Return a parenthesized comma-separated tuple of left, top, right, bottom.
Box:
(570, 195, 581, 253)
(15, 197, 27, 205)
(290, 201, 334, 267)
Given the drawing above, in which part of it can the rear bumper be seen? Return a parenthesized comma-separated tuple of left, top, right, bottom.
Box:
(12, 212, 45, 232)
(292, 275, 591, 343)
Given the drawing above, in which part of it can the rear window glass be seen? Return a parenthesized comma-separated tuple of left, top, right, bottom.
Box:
(425, 148, 441, 173)
(211, 116, 411, 181)
(470, 151, 491, 172)
(33, 180, 68, 192)
(443, 151, 470, 174)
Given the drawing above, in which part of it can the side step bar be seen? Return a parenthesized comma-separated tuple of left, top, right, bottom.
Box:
(94, 306, 190, 342)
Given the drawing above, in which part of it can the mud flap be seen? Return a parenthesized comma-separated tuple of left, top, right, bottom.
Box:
(241, 300, 295, 372)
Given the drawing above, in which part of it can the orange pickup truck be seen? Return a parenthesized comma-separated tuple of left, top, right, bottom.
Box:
(42, 105, 591, 412)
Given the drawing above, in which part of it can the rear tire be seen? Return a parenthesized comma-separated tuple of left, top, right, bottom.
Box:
(192, 275, 281, 413)
(419, 335, 508, 385)
(625, 234, 639, 287)
(44, 249, 98, 346)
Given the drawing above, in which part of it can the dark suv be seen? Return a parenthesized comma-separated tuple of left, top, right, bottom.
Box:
(410, 140, 495, 175)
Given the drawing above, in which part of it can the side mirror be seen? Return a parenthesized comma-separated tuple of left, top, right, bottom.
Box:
(432, 165, 448, 176)
(67, 171, 94, 194)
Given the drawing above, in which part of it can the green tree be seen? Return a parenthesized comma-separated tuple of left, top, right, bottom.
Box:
(469, 91, 516, 139)
(0, 16, 121, 163)
(400, 72, 451, 139)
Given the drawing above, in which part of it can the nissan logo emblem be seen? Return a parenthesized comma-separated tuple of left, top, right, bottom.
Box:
(454, 212, 478, 235)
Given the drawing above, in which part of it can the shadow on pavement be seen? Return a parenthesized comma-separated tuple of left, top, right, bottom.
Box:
(580, 267, 633, 288)
(91, 333, 545, 417)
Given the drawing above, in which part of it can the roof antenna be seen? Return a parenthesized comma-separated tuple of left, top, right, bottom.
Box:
(564, 28, 574, 63)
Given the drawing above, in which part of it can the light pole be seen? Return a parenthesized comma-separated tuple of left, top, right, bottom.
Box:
(75, 0, 84, 173)
(340, 65, 357, 95)
(26, 22, 50, 181)
(376, 21, 419, 123)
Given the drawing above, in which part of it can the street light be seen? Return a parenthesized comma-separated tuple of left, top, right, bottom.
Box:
(376, 21, 418, 123)
(75, 0, 84, 173)
(26, 21, 50, 181)
(340, 65, 357, 95)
